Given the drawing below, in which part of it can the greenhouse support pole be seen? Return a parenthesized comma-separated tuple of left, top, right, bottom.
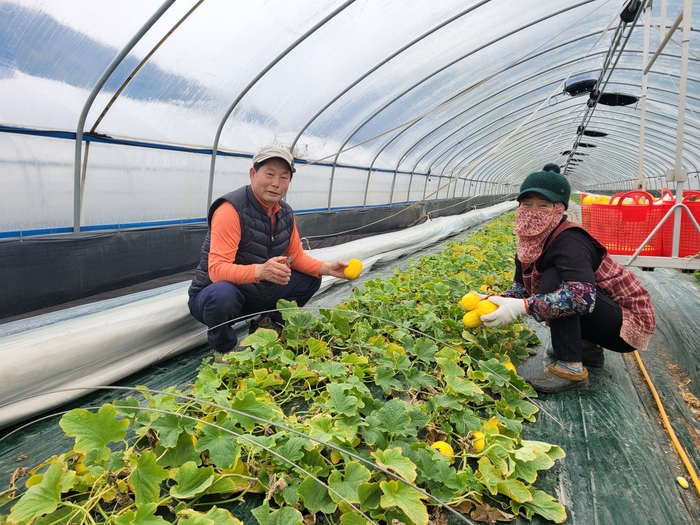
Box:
(73, 0, 177, 233)
(669, 0, 692, 258)
(207, 0, 356, 210)
(635, 4, 651, 188)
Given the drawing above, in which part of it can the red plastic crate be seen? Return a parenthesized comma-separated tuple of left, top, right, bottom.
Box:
(661, 190, 700, 257)
(589, 190, 664, 255)
(580, 193, 592, 232)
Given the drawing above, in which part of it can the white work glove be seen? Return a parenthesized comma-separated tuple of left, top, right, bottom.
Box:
(480, 296, 528, 327)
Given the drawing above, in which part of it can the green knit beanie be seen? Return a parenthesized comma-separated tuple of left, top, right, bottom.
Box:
(517, 170, 571, 209)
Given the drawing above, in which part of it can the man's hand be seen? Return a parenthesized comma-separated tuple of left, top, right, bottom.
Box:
(256, 256, 292, 285)
(480, 296, 528, 327)
(320, 261, 349, 279)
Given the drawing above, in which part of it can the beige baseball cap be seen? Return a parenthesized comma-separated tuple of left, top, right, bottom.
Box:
(252, 145, 296, 174)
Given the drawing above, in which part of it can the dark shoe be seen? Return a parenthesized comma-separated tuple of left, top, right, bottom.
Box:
(526, 363, 589, 393)
(249, 315, 283, 336)
(545, 341, 605, 368)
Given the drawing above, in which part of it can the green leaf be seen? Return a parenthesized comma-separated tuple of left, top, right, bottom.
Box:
(288, 311, 318, 329)
(242, 328, 279, 349)
(306, 337, 331, 357)
(372, 447, 417, 482)
(306, 414, 347, 443)
(374, 366, 403, 394)
(497, 478, 532, 503)
(511, 440, 565, 483)
(327, 383, 359, 416)
(298, 475, 337, 514)
(476, 456, 500, 495)
(114, 502, 169, 525)
(340, 353, 368, 365)
(130, 450, 169, 505)
(251, 501, 304, 525)
(170, 461, 215, 499)
(328, 462, 372, 504)
(230, 391, 276, 431)
(435, 356, 465, 377)
(319, 362, 348, 380)
(430, 394, 464, 411)
(179, 507, 244, 525)
(59, 404, 128, 463)
(373, 399, 410, 436)
(357, 482, 382, 511)
(9, 461, 62, 522)
(271, 436, 307, 467)
(340, 511, 372, 525)
(157, 431, 201, 468)
(499, 389, 538, 421)
(512, 488, 567, 523)
(433, 282, 451, 296)
(410, 338, 438, 364)
(379, 480, 428, 525)
(404, 368, 437, 389)
(151, 413, 196, 448)
(114, 396, 142, 418)
(195, 419, 240, 469)
(445, 376, 484, 399)
(329, 312, 352, 337)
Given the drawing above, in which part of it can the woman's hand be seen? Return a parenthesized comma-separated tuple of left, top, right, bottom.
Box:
(480, 296, 528, 327)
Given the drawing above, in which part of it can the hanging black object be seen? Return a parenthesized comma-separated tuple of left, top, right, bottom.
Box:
(583, 129, 608, 137)
(565, 79, 597, 96)
(621, 0, 642, 23)
(598, 92, 638, 106)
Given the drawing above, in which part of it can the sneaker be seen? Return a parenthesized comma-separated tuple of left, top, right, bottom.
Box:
(545, 340, 605, 368)
(249, 315, 283, 336)
(526, 364, 589, 393)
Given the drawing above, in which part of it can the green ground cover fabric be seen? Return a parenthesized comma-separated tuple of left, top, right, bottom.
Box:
(1, 223, 699, 524)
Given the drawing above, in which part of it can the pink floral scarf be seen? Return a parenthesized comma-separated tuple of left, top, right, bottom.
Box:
(515, 203, 566, 264)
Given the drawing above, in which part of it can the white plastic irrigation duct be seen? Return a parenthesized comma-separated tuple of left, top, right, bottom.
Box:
(0, 201, 516, 429)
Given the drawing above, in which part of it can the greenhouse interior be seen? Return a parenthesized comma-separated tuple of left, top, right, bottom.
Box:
(1, 0, 700, 523)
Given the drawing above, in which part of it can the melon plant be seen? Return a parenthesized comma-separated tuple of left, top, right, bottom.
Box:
(0, 212, 567, 525)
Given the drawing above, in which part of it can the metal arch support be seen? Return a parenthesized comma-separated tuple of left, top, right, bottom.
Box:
(325, 0, 598, 210)
(289, 1, 489, 154)
(326, 1, 495, 209)
(397, 3, 605, 197)
(456, 122, 663, 190)
(427, 90, 694, 190)
(486, 105, 698, 181)
(206, 0, 356, 210)
(453, 111, 677, 184)
(407, 64, 700, 187)
(440, 122, 652, 192)
(73, 0, 177, 233)
(402, 53, 594, 184)
(396, 31, 615, 191)
(440, 112, 676, 190)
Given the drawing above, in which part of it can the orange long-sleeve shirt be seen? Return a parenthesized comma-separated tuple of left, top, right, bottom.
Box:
(208, 200, 323, 284)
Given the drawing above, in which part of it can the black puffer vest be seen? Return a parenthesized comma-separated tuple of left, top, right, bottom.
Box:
(188, 185, 294, 297)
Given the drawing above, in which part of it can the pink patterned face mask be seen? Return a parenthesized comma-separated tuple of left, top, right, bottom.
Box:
(515, 203, 566, 263)
(514, 209, 557, 236)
